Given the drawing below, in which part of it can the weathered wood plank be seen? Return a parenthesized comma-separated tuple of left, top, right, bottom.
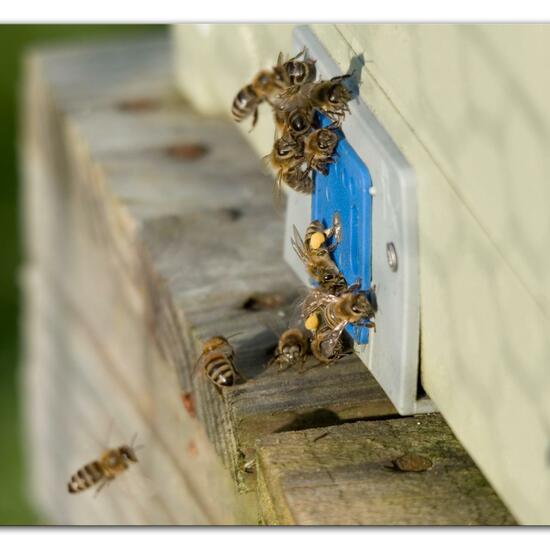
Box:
(256, 414, 516, 525)
(21, 35, 255, 525)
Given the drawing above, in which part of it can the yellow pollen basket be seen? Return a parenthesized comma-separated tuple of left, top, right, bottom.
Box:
(309, 231, 326, 250)
(305, 313, 319, 332)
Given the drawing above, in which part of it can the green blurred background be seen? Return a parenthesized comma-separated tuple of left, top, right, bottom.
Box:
(0, 25, 163, 525)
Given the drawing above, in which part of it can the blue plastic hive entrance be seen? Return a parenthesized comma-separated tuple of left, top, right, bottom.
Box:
(311, 117, 373, 344)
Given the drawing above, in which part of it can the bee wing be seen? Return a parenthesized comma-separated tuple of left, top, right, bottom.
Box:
(112, 462, 158, 501)
(263, 314, 286, 340)
(272, 177, 285, 211)
(192, 352, 205, 379)
(301, 287, 336, 319)
(347, 279, 363, 294)
(273, 84, 306, 112)
(261, 128, 281, 173)
(291, 225, 310, 266)
(261, 150, 274, 173)
(319, 321, 348, 357)
(276, 51, 284, 66)
(288, 47, 306, 63)
(366, 284, 378, 313)
(93, 479, 111, 498)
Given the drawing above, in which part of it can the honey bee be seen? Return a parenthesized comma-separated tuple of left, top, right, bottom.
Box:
(231, 70, 284, 130)
(232, 49, 317, 131)
(266, 133, 303, 182)
(265, 133, 313, 197)
(291, 220, 347, 294)
(284, 107, 315, 139)
(276, 74, 352, 127)
(274, 48, 317, 87)
(286, 169, 314, 194)
(195, 335, 240, 389)
(304, 127, 339, 175)
(304, 217, 341, 250)
(307, 75, 353, 125)
(268, 328, 310, 371)
(68, 441, 140, 495)
(302, 282, 377, 358)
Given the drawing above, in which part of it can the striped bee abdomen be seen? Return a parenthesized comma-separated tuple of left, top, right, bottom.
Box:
(231, 85, 258, 122)
(68, 461, 105, 493)
(284, 60, 316, 86)
(204, 352, 236, 388)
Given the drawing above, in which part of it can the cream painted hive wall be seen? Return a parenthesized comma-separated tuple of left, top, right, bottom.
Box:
(172, 23, 550, 525)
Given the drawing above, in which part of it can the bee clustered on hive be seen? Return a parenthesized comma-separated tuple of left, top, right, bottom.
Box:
(231, 48, 353, 197)
(193, 50, 376, 390)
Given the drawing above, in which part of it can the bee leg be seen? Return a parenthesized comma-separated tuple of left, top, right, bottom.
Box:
(323, 212, 340, 243)
(288, 47, 306, 63)
(296, 357, 309, 374)
(357, 319, 377, 333)
(325, 112, 343, 127)
(317, 163, 329, 176)
(236, 369, 249, 383)
(192, 359, 202, 380)
(332, 212, 342, 243)
(249, 108, 259, 132)
(94, 479, 110, 498)
(330, 73, 353, 83)
(303, 358, 322, 371)
(347, 279, 362, 293)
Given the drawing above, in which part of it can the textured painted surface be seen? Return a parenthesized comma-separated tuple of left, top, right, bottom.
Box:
(309, 24, 550, 525)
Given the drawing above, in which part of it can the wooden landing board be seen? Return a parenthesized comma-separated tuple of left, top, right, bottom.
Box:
(256, 414, 516, 525)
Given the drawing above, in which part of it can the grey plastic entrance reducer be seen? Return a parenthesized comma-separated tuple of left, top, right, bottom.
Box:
(283, 26, 435, 415)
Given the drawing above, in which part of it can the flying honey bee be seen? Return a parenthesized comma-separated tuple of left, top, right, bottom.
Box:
(231, 70, 284, 130)
(195, 335, 241, 389)
(68, 438, 140, 496)
(232, 49, 317, 131)
(276, 74, 353, 127)
(301, 282, 377, 359)
(291, 219, 347, 294)
(304, 127, 339, 175)
(268, 327, 310, 371)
